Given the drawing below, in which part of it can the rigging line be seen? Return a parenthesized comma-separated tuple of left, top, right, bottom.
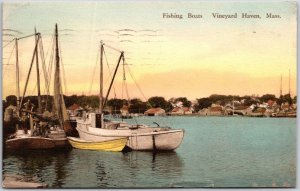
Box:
(17, 33, 38, 40)
(47, 32, 55, 91)
(125, 75, 130, 101)
(2, 38, 15, 48)
(122, 64, 124, 101)
(45, 34, 53, 89)
(126, 61, 152, 108)
(43, 34, 54, 101)
(3, 33, 39, 51)
(39, 36, 50, 96)
(103, 48, 113, 84)
(5, 43, 16, 70)
(123, 57, 130, 102)
(88, 48, 99, 94)
(45, 31, 55, 108)
(103, 43, 122, 53)
(44, 33, 55, 63)
(121, 56, 126, 101)
(103, 48, 117, 97)
(20, 35, 40, 109)
(58, 33, 68, 94)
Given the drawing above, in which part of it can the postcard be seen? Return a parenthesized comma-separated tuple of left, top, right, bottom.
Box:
(2, 0, 297, 189)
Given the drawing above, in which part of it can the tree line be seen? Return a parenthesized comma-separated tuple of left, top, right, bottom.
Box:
(3, 93, 297, 114)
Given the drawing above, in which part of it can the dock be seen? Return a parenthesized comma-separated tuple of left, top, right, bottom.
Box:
(2, 175, 48, 188)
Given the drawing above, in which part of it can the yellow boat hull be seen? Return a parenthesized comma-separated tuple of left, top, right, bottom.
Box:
(67, 137, 127, 152)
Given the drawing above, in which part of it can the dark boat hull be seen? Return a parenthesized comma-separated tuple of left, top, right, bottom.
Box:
(5, 137, 71, 150)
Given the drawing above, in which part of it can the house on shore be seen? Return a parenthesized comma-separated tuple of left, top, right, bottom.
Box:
(171, 107, 193, 115)
(144, 108, 165, 116)
(224, 105, 252, 116)
(199, 105, 223, 116)
(209, 106, 223, 116)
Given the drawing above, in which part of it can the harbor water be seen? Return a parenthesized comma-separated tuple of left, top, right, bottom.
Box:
(2, 116, 296, 188)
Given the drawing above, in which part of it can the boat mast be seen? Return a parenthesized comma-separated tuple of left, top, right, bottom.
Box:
(35, 28, 42, 113)
(280, 74, 282, 97)
(15, 38, 20, 115)
(103, 51, 124, 108)
(289, 69, 291, 96)
(100, 41, 104, 128)
(54, 23, 63, 128)
(19, 34, 40, 109)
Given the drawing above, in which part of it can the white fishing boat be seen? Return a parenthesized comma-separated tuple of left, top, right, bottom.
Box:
(76, 42, 184, 151)
(76, 113, 184, 151)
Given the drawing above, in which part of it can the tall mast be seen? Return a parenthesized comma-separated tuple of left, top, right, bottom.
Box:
(100, 41, 104, 113)
(280, 74, 282, 97)
(54, 23, 63, 128)
(15, 38, 20, 114)
(55, 24, 60, 89)
(35, 28, 42, 113)
(100, 41, 104, 128)
(289, 69, 291, 96)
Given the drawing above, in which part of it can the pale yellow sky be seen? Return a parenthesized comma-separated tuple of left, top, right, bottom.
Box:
(2, 1, 297, 100)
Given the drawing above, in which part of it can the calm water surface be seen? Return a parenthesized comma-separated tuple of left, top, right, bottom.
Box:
(2, 116, 296, 188)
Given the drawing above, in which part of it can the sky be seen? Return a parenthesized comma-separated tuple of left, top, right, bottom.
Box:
(2, 1, 297, 101)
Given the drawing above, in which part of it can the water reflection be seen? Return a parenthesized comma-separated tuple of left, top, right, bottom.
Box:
(3, 149, 71, 188)
(51, 151, 71, 188)
(122, 151, 184, 181)
(67, 149, 126, 188)
(65, 150, 184, 188)
(95, 160, 109, 187)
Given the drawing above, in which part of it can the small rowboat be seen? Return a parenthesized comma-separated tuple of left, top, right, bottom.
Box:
(67, 137, 127, 152)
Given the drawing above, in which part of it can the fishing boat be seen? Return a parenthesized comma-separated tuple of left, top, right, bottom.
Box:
(67, 137, 127, 152)
(76, 42, 184, 151)
(5, 24, 71, 150)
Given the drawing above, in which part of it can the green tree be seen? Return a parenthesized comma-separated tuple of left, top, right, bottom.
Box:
(64, 94, 79, 107)
(260, 94, 276, 103)
(107, 98, 128, 114)
(209, 94, 227, 103)
(165, 101, 173, 112)
(128, 98, 149, 113)
(242, 97, 259, 106)
(148, 96, 168, 109)
(277, 94, 293, 105)
(194, 98, 213, 112)
(208, 94, 240, 106)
